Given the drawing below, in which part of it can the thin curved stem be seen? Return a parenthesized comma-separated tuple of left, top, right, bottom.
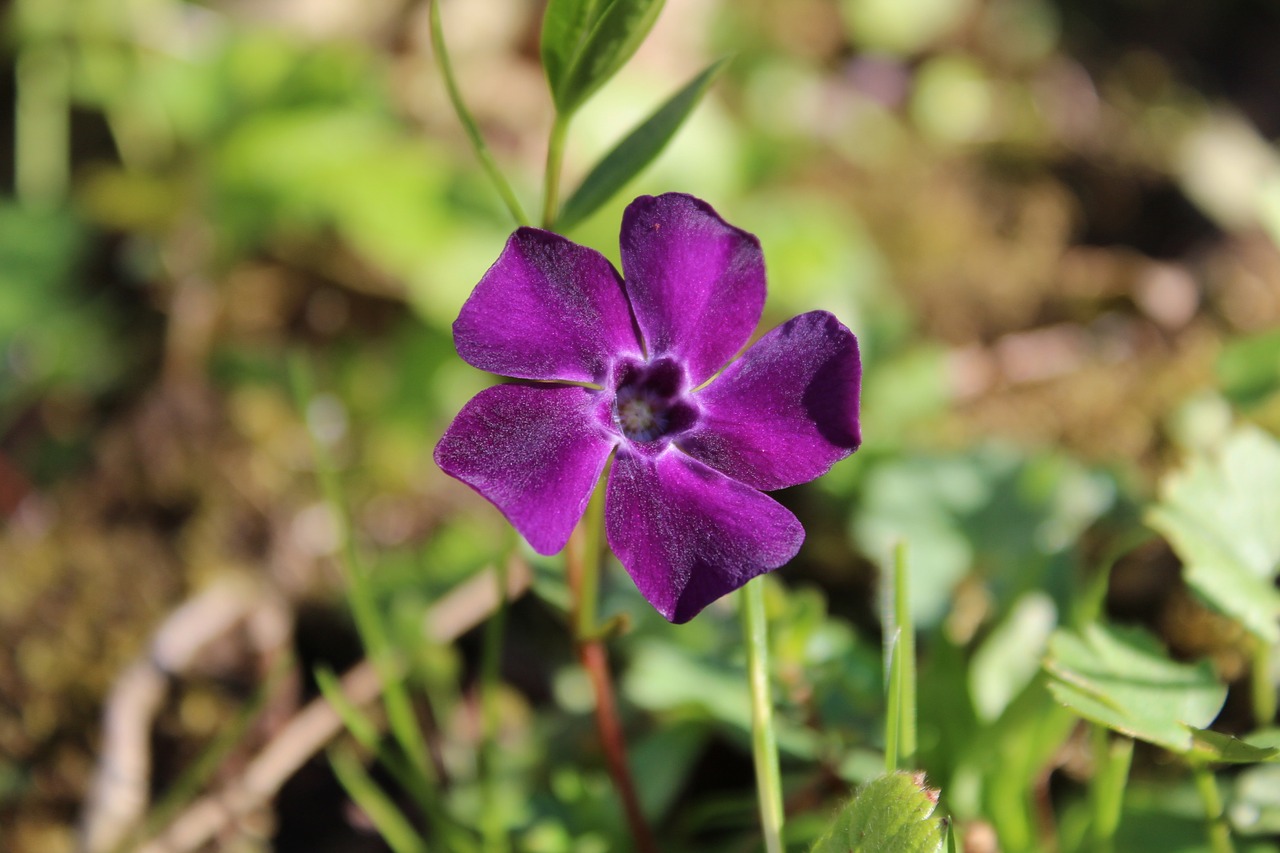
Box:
(744, 579, 784, 853)
(429, 0, 529, 227)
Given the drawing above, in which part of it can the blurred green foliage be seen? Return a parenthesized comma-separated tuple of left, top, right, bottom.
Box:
(6, 0, 1280, 851)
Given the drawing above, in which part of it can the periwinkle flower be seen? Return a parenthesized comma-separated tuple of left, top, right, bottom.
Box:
(435, 193, 862, 622)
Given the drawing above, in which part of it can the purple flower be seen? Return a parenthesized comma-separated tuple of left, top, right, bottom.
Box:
(435, 193, 862, 623)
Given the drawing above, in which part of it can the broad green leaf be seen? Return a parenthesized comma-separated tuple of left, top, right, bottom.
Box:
(969, 592, 1056, 722)
(1189, 728, 1280, 764)
(1044, 623, 1226, 754)
(541, 0, 599, 95)
(557, 58, 727, 232)
(553, 0, 665, 115)
(810, 771, 944, 853)
(1147, 426, 1280, 643)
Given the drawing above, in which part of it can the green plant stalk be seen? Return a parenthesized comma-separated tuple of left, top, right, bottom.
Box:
(884, 542, 917, 771)
(479, 554, 512, 853)
(1191, 761, 1235, 853)
(314, 665, 442, 833)
(429, 0, 529, 227)
(1251, 641, 1276, 727)
(15, 43, 70, 208)
(743, 578, 785, 853)
(884, 631, 901, 774)
(542, 112, 571, 229)
(1088, 728, 1133, 853)
(576, 481, 605, 638)
(288, 354, 444, 825)
(330, 744, 428, 853)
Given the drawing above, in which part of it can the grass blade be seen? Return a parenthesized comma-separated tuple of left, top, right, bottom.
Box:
(329, 744, 428, 853)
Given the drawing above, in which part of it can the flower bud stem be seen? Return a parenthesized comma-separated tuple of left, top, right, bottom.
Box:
(543, 113, 571, 230)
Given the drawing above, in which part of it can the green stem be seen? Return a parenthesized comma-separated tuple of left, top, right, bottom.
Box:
(542, 113, 571, 230)
(576, 480, 604, 638)
(15, 42, 70, 208)
(884, 542, 916, 772)
(743, 578, 784, 853)
(429, 0, 529, 227)
(288, 355, 438, 797)
(1191, 762, 1235, 853)
(1252, 641, 1276, 727)
(1088, 729, 1132, 853)
(479, 554, 512, 853)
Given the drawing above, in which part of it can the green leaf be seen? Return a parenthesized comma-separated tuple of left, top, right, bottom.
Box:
(541, 0, 600, 95)
(810, 771, 945, 853)
(1044, 623, 1226, 754)
(968, 592, 1057, 722)
(1147, 425, 1280, 643)
(1189, 728, 1280, 764)
(552, 0, 666, 115)
(557, 57, 727, 232)
(1218, 330, 1280, 408)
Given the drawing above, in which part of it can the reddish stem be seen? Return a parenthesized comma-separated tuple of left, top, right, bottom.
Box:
(579, 639, 659, 853)
(566, 517, 659, 853)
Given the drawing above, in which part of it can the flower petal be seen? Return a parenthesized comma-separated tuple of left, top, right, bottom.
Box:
(454, 228, 642, 384)
(619, 194, 766, 385)
(605, 448, 803, 623)
(679, 311, 862, 491)
(434, 383, 615, 555)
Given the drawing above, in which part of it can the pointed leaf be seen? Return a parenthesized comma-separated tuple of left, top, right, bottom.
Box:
(810, 771, 944, 853)
(557, 58, 727, 231)
(1044, 623, 1226, 754)
(1189, 727, 1280, 764)
(1147, 425, 1280, 643)
(541, 0, 599, 94)
(553, 0, 666, 115)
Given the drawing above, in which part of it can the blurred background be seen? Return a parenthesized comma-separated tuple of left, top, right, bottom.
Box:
(4, 0, 1280, 850)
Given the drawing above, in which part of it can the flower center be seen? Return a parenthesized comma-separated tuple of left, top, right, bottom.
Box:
(611, 358, 696, 444)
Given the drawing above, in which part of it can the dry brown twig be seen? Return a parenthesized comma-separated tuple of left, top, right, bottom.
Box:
(80, 558, 531, 853)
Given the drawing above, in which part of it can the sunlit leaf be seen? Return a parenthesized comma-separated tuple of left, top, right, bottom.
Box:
(557, 58, 727, 232)
(1147, 426, 1280, 643)
(541, 0, 600, 96)
(810, 771, 944, 853)
(553, 0, 665, 115)
(1189, 728, 1280, 764)
(969, 592, 1057, 722)
(1044, 623, 1225, 754)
